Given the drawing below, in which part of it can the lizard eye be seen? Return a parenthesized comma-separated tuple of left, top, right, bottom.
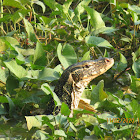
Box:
(85, 65, 90, 68)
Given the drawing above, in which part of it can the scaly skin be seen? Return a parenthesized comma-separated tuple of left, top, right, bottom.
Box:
(54, 57, 114, 116)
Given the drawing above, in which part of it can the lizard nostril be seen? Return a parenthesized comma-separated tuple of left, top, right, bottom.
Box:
(105, 58, 110, 63)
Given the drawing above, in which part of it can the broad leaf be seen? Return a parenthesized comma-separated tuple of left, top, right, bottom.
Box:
(61, 102, 71, 116)
(25, 115, 44, 130)
(6, 75, 19, 95)
(4, 60, 27, 79)
(57, 43, 77, 69)
(23, 18, 37, 42)
(3, 0, 25, 9)
(33, 41, 47, 66)
(80, 51, 90, 61)
(90, 80, 108, 105)
(117, 53, 127, 72)
(5, 95, 16, 116)
(83, 6, 105, 30)
(54, 130, 67, 138)
(74, 0, 91, 22)
(32, 1, 46, 13)
(63, 0, 73, 14)
(38, 68, 60, 81)
(132, 58, 140, 78)
(41, 83, 61, 106)
(85, 35, 113, 48)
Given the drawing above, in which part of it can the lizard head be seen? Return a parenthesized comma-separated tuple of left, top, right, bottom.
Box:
(71, 57, 114, 83)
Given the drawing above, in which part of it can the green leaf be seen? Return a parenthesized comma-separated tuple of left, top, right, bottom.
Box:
(32, 1, 46, 13)
(33, 41, 47, 66)
(0, 104, 7, 115)
(74, 0, 91, 22)
(34, 130, 50, 140)
(90, 80, 108, 105)
(41, 83, 61, 106)
(25, 115, 44, 130)
(0, 67, 8, 83)
(130, 76, 140, 96)
(42, 116, 54, 130)
(57, 44, 77, 69)
(80, 51, 90, 61)
(128, 4, 140, 14)
(23, 18, 37, 42)
(92, 27, 118, 35)
(4, 60, 27, 79)
(11, 9, 29, 24)
(132, 58, 140, 78)
(5, 95, 16, 116)
(117, 53, 127, 72)
(63, 0, 73, 14)
(121, 37, 131, 42)
(94, 126, 104, 137)
(83, 6, 105, 30)
(38, 68, 60, 81)
(6, 75, 19, 95)
(0, 96, 9, 103)
(43, 0, 56, 10)
(132, 47, 140, 62)
(110, 0, 116, 5)
(85, 36, 113, 48)
(3, 0, 25, 9)
(0, 38, 9, 52)
(61, 102, 71, 116)
(2, 36, 20, 46)
(54, 130, 67, 138)
(131, 99, 139, 115)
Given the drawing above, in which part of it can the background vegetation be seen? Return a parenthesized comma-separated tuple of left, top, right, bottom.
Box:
(0, 0, 140, 139)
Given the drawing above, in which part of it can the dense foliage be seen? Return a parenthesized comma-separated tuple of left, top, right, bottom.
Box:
(0, 0, 140, 139)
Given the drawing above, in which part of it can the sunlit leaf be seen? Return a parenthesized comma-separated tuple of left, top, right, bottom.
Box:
(128, 4, 140, 14)
(25, 115, 44, 130)
(92, 27, 118, 35)
(83, 6, 105, 30)
(23, 18, 37, 42)
(117, 53, 127, 72)
(43, 0, 56, 10)
(80, 51, 90, 61)
(32, 0, 46, 13)
(85, 36, 113, 48)
(130, 76, 140, 96)
(132, 58, 140, 78)
(54, 130, 67, 138)
(63, 0, 73, 14)
(0, 67, 8, 83)
(33, 41, 46, 66)
(34, 130, 50, 140)
(74, 0, 91, 22)
(61, 102, 71, 116)
(3, 0, 25, 9)
(4, 60, 27, 79)
(57, 43, 77, 69)
(0, 38, 9, 52)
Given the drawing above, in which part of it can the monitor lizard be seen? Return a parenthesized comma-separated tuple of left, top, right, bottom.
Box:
(54, 57, 114, 117)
